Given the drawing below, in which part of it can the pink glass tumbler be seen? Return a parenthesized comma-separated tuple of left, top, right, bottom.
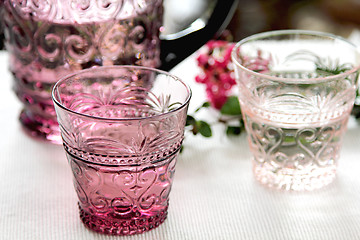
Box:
(52, 66, 191, 235)
(231, 30, 360, 191)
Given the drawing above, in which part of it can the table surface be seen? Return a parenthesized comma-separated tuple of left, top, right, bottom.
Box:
(2, 50, 360, 240)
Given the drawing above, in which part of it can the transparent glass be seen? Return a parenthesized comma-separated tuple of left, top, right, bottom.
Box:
(232, 30, 360, 191)
(3, 0, 163, 143)
(52, 66, 191, 235)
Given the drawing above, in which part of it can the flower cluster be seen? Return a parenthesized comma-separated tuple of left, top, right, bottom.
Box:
(195, 40, 236, 109)
(186, 40, 244, 138)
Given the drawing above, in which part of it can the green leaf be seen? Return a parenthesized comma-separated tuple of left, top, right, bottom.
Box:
(198, 121, 212, 137)
(352, 105, 360, 119)
(226, 126, 242, 136)
(220, 96, 241, 115)
(195, 102, 211, 112)
(186, 115, 196, 126)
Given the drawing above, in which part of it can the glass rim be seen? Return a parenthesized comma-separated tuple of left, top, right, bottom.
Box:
(52, 65, 192, 122)
(231, 29, 360, 84)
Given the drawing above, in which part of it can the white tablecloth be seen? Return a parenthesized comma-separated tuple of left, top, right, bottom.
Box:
(2, 50, 360, 240)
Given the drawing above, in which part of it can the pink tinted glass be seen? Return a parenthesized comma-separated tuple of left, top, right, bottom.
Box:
(52, 66, 191, 235)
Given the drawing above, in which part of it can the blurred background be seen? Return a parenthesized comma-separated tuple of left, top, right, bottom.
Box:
(226, 0, 360, 41)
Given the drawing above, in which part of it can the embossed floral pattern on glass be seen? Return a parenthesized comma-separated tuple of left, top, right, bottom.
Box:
(3, 0, 163, 143)
(52, 66, 191, 235)
(232, 30, 360, 191)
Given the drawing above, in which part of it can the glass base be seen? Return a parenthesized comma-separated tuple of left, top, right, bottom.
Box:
(19, 109, 62, 144)
(79, 205, 168, 235)
(253, 161, 337, 191)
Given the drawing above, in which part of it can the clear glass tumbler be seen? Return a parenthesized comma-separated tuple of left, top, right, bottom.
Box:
(3, 0, 163, 143)
(232, 30, 360, 191)
(52, 66, 191, 235)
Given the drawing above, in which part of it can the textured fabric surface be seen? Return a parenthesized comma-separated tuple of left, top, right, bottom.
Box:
(1, 51, 360, 239)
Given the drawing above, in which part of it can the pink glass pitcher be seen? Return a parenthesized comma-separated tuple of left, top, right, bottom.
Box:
(2, 0, 237, 143)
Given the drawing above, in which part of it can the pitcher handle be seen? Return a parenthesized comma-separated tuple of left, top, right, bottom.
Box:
(160, 0, 239, 71)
